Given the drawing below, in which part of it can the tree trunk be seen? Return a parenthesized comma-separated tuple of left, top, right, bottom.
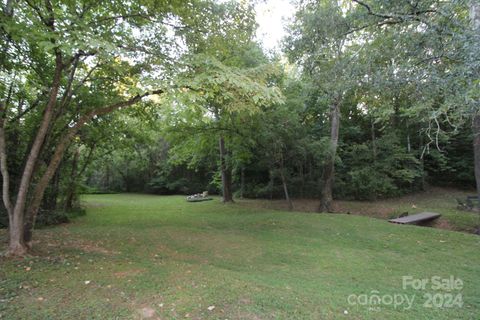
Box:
(7, 54, 63, 256)
(279, 154, 293, 211)
(392, 96, 400, 130)
(407, 134, 411, 153)
(105, 163, 110, 190)
(471, 0, 480, 233)
(20, 90, 164, 252)
(8, 220, 26, 255)
(23, 143, 67, 247)
(219, 136, 233, 202)
(471, 0, 480, 30)
(64, 147, 80, 211)
(1, 0, 17, 254)
(418, 132, 426, 191)
(268, 168, 274, 200)
(43, 161, 61, 210)
(299, 162, 305, 198)
(0, 113, 13, 230)
(473, 115, 480, 232)
(370, 119, 377, 201)
(319, 102, 340, 212)
(240, 167, 245, 199)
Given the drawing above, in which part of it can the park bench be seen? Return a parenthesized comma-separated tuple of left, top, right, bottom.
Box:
(389, 212, 441, 225)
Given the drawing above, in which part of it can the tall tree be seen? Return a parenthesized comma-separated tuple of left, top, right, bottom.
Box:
(0, 0, 229, 256)
(163, 53, 283, 202)
(178, 2, 273, 202)
(348, 0, 479, 206)
(285, 0, 364, 212)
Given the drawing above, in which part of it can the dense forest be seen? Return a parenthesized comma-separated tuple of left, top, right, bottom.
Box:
(1, 0, 479, 256)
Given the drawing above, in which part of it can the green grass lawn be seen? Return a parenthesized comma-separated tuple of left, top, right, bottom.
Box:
(239, 187, 480, 232)
(1, 194, 479, 319)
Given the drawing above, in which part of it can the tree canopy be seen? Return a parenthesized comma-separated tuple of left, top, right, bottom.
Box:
(1, 0, 479, 255)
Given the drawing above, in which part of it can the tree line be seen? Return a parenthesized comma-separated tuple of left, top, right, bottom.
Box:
(1, 0, 479, 256)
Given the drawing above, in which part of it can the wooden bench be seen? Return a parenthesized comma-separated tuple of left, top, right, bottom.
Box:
(389, 212, 441, 225)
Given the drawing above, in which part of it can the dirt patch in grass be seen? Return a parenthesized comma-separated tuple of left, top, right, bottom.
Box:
(332, 201, 396, 218)
(432, 218, 456, 231)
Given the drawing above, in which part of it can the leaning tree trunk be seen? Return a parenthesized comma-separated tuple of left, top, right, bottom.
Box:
(64, 147, 80, 211)
(21, 90, 164, 252)
(8, 54, 63, 256)
(218, 136, 233, 202)
(43, 161, 61, 210)
(319, 102, 340, 212)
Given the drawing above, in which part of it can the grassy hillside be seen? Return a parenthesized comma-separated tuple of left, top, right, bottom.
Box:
(1, 194, 479, 319)
(238, 187, 480, 233)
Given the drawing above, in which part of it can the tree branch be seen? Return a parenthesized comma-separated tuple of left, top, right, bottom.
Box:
(351, 0, 435, 27)
(24, 0, 49, 26)
(24, 88, 165, 237)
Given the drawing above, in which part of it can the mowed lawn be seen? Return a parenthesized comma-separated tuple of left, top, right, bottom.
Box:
(1, 194, 480, 319)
